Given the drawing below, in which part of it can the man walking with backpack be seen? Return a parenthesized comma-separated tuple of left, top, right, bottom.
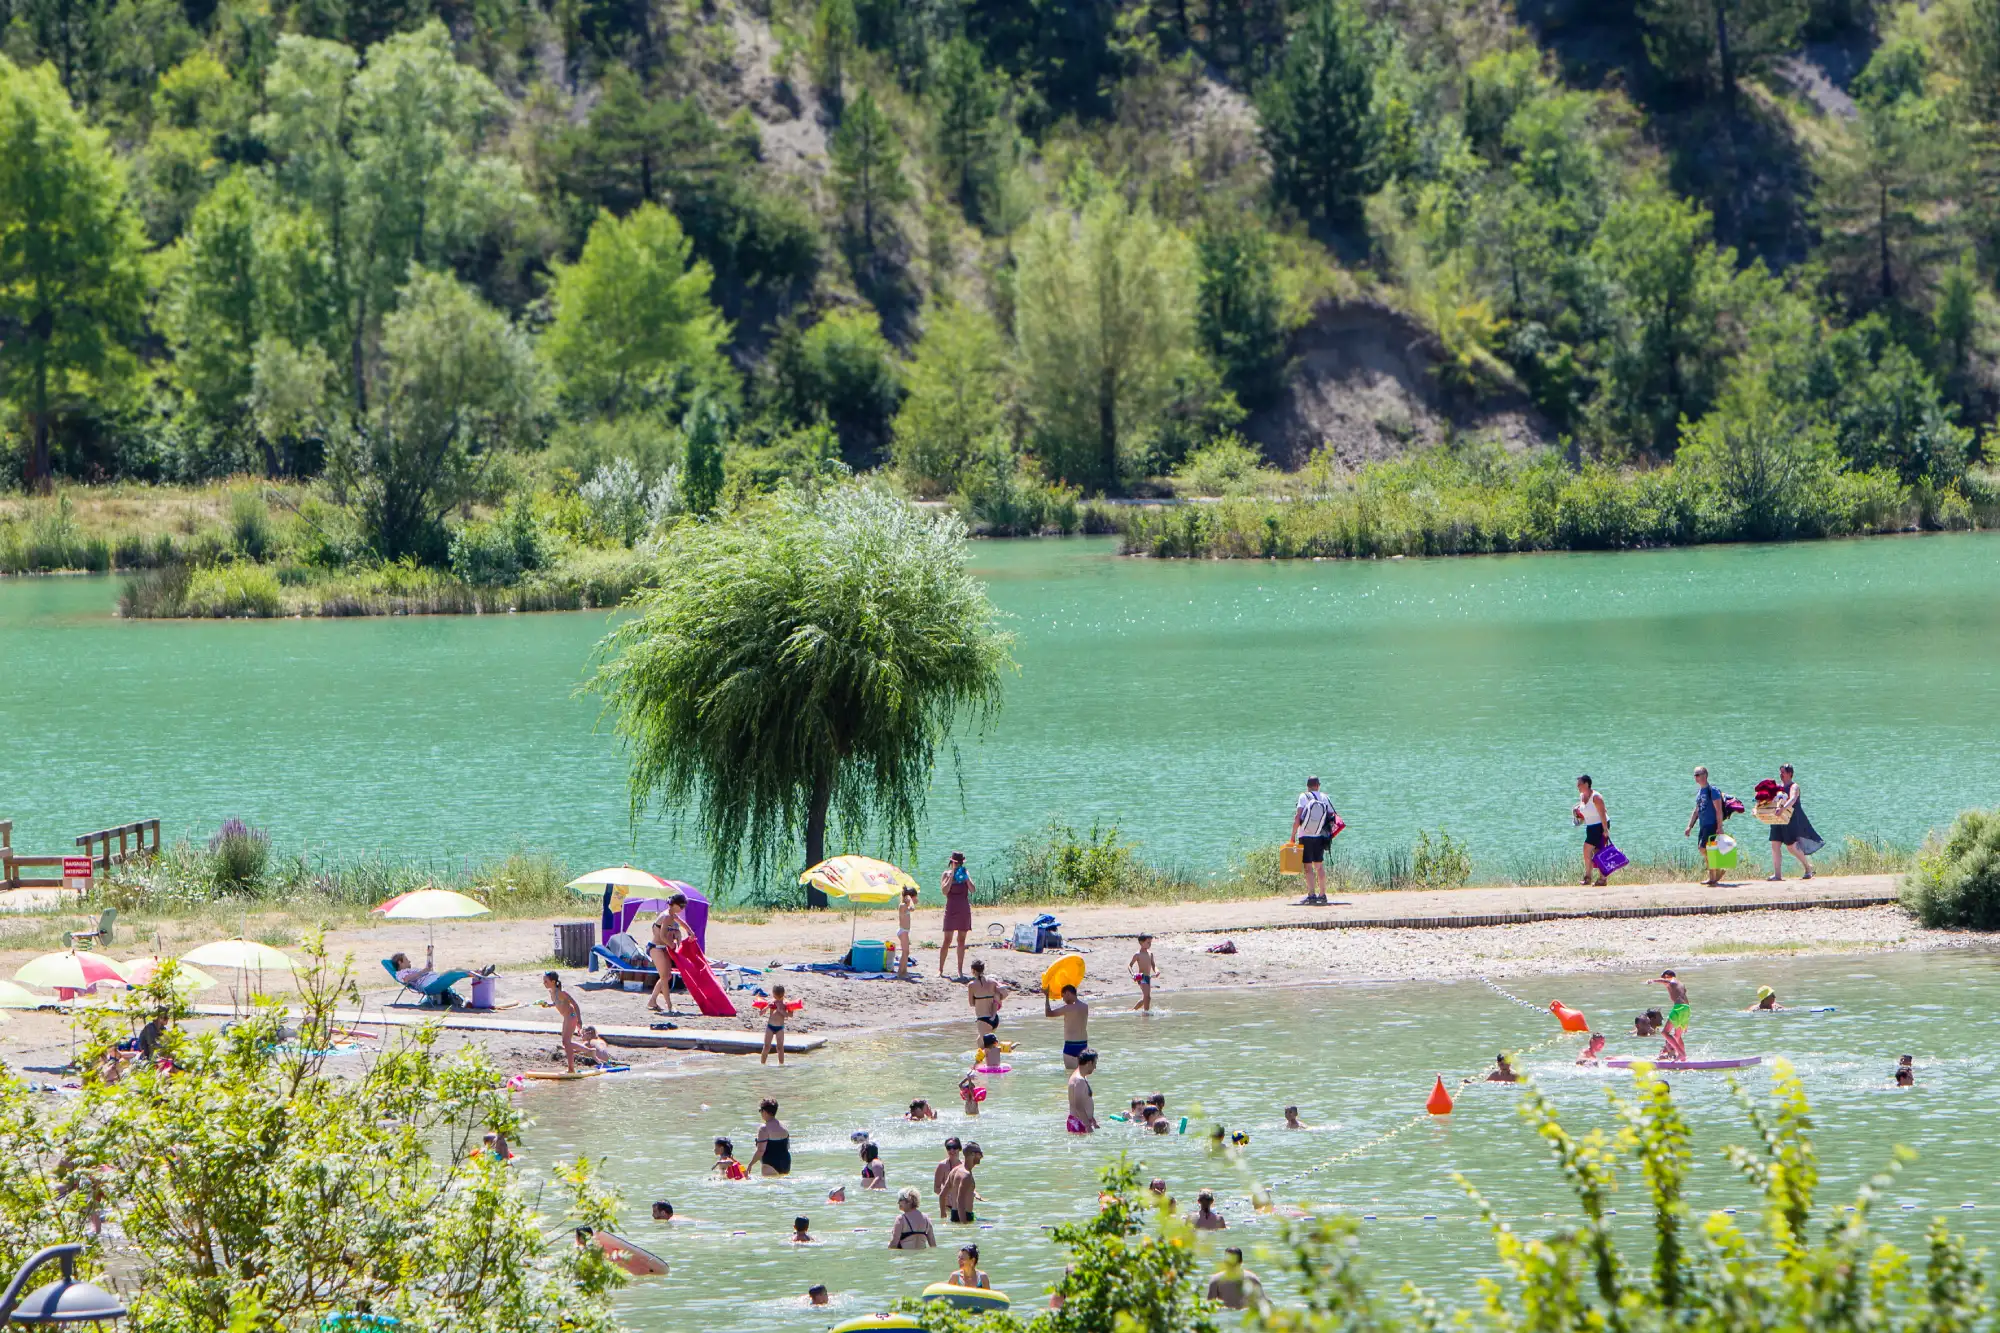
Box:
(1292, 776, 1341, 906)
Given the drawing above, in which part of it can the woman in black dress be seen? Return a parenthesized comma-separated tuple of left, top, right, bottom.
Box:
(1768, 763, 1823, 881)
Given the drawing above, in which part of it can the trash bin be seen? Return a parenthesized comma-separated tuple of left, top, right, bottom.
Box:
(468, 974, 497, 1009)
(553, 921, 595, 968)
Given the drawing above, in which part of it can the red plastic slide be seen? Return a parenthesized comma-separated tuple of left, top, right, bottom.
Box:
(670, 937, 737, 1017)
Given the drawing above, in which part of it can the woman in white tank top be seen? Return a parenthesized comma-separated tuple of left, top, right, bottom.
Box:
(1573, 775, 1610, 886)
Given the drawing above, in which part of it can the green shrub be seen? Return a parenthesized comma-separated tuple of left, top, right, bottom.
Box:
(207, 818, 271, 893)
(1412, 826, 1472, 888)
(957, 451, 1082, 536)
(1168, 436, 1277, 497)
(229, 489, 275, 560)
(120, 563, 193, 617)
(182, 564, 283, 617)
(448, 499, 547, 585)
(995, 820, 1180, 900)
(1901, 807, 2000, 929)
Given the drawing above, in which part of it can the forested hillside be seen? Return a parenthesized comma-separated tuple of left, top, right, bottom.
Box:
(3, 0, 1999, 568)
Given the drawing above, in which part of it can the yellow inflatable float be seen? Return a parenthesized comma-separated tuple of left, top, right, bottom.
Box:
(1040, 953, 1085, 998)
(922, 1282, 1012, 1313)
(828, 1318, 925, 1332)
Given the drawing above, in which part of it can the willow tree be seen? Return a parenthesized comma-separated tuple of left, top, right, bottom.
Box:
(588, 485, 1012, 898)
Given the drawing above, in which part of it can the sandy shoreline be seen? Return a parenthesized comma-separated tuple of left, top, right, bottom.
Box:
(1, 874, 1981, 1072)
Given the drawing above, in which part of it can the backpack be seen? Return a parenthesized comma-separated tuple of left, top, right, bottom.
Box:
(1721, 793, 1746, 817)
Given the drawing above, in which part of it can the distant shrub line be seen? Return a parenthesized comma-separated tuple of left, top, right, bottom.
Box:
(1118, 447, 1998, 559)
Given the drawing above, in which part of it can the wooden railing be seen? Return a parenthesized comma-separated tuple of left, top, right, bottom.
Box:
(76, 818, 161, 873)
(1, 820, 66, 890)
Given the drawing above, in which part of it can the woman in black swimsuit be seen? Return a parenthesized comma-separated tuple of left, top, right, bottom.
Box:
(749, 1098, 791, 1177)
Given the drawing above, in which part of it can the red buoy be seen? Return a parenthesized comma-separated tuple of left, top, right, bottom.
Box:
(1550, 1001, 1590, 1033)
(1426, 1076, 1454, 1116)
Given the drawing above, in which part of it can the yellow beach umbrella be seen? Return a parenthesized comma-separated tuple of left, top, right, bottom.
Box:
(799, 856, 914, 947)
(0, 979, 44, 1009)
(181, 939, 300, 973)
(373, 888, 490, 948)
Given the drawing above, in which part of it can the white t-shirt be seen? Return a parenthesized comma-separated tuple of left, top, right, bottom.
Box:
(1296, 790, 1336, 837)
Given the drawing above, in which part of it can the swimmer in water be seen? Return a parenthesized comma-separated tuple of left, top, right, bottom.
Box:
(1634, 1009, 1664, 1039)
(807, 1285, 829, 1307)
(908, 1098, 938, 1121)
(1894, 1055, 1914, 1087)
(1576, 1033, 1607, 1065)
(1066, 1050, 1099, 1133)
(1486, 1053, 1520, 1083)
(792, 1217, 813, 1244)
(958, 1075, 982, 1116)
(1747, 986, 1783, 1011)
(712, 1137, 747, 1180)
(1129, 934, 1159, 1012)
(1192, 1190, 1227, 1231)
(974, 1033, 1005, 1069)
(1649, 970, 1690, 1061)
(859, 1141, 886, 1189)
(1282, 1105, 1305, 1129)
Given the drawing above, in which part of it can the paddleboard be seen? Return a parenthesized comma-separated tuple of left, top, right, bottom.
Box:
(922, 1282, 1012, 1312)
(1041, 954, 1085, 998)
(1606, 1056, 1762, 1071)
(592, 1230, 669, 1276)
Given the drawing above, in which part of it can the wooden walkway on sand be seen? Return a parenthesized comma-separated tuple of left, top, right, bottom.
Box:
(183, 1003, 824, 1054)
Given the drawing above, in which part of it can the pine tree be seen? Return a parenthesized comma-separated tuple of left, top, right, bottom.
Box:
(1255, 0, 1382, 229)
(831, 85, 911, 263)
(680, 395, 727, 517)
(812, 0, 857, 115)
(1195, 217, 1286, 410)
(931, 37, 1002, 224)
(1637, 0, 1808, 113)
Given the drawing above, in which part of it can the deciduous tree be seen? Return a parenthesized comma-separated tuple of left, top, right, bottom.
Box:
(0, 57, 147, 491)
(1014, 192, 1198, 489)
(588, 485, 1011, 893)
(543, 203, 734, 418)
(891, 296, 1012, 494)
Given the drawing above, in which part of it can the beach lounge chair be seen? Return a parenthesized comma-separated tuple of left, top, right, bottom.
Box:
(588, 932, 658, 990)
(65, 907, 116, 951)
(380, 958, 472, 1007)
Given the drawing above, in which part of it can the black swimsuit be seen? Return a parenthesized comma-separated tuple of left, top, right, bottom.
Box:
(760, 1136, 791, 1175)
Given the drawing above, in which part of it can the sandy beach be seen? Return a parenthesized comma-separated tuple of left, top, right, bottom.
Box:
(0, 873, 1978, 1073)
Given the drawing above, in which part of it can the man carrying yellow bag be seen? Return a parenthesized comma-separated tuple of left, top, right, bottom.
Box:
(1290, 776, 1343, 906)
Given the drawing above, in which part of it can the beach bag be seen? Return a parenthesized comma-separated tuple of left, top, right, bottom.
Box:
(1330, 815, 1346, 839)
(1721, 793, 1746, 818)
(1279, 842, 1304, 875)
(1013, 922, 1041, 952)
(1707, 834, 1739, 870)
(1593, 842, 1629, 875)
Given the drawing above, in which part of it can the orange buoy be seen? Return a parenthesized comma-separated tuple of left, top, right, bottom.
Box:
(1550, 1001, 1590, 1033)
(1426, 1076, 1454, 1116)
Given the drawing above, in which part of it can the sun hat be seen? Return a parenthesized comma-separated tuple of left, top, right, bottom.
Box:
(1756, 986, 1774, 1000)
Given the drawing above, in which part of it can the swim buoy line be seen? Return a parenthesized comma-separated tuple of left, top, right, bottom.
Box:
(1550, 1001, 1590, 1033)
(1426, 1076, 1455, 1116)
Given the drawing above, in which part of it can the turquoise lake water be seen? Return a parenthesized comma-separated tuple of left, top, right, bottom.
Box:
(4, 532, 1999, 890)
(515, 950, 2000, 1331)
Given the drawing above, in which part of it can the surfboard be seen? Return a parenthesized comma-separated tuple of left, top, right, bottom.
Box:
(592, 1230, 669, 1276)
(521, 1069, 601, 1081)
(1606, 1056, 1762, 1071)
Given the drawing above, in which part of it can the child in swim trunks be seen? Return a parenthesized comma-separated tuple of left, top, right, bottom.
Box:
(1649, 971, 1690, 1060)
(761, 984, 792, 1066)
(1129, 935, 1159, 1012)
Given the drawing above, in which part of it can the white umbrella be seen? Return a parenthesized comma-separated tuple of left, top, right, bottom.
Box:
(373, 888, 490, 948)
